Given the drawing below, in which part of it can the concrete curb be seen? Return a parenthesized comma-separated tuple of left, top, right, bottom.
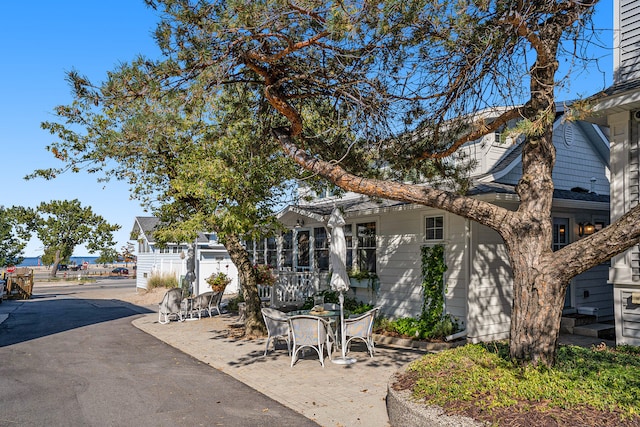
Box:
(373, 333, 466, 351)
(386, 365, 486, 427)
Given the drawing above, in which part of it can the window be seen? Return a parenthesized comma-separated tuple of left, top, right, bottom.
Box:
(266, 237, 277, 268)
(282, 231, 293, 269)
(344, 224, 353, 270)
(297, 230, 310, 269)
(245, 240, 255, 263)
(314, 227, 329, 270)
(356, 222, 376, 273)
(426, 216, 444, 240)
(552, 218, 569, 252)
(255, 239, 266, 264)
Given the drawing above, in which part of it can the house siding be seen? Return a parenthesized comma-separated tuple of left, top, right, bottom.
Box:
(135, 252, 186, 290)
(498, 122, 610, 194)
(196, 249, 240, 295)
(608, 111, 640, 285)
(467, 222, 512, 342)
(462, 134, 510, 176)
(615, 287, 640, 344)
(572, 264, 614, 320)
(366, 208, 468, 325)
(616, 0, 640, 82)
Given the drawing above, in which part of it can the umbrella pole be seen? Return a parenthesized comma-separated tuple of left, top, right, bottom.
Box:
(332, 291, 356, 365)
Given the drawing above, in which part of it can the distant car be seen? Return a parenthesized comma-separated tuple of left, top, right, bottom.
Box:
(58, 264, 69, 271)
(112, 267, 129, 275)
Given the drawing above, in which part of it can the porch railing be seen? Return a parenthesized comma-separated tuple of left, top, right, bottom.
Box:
(257, 271, 330, 309)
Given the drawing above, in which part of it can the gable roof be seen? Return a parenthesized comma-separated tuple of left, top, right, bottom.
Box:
(290, 182, 609, 223)
(476, 114, 609, 184)
(130, 216, 210, 244)
(589, 77, 640, 123)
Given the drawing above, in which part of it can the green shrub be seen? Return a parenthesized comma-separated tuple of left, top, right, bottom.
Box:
(147, 273, 179, 289)
(302, 289, 373, 313)
(375, 314, 459, 340)
(401, 343, 640, 423)
(226, 294, 244, 312)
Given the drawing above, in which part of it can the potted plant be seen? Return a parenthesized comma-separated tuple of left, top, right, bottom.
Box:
(253, 264, 276, 286)
(348, 269, 379, 291)
(206, 272, 231, 293)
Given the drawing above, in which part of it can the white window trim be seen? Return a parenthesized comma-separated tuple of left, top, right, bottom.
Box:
(424, 214, 445, 242)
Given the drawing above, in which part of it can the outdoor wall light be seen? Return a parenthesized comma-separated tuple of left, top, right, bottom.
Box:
(578, 222, 595, 237)
(295, 218, 305, 228)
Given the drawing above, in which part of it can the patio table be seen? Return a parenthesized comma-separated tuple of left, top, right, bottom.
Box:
(286, 309, 345, 347)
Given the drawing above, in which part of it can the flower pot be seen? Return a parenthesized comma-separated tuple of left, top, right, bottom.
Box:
(211, 284, 227, 293)
(349, 278, 369, 288)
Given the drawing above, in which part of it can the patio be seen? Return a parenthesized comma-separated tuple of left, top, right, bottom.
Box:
(132, 310, 428, 427)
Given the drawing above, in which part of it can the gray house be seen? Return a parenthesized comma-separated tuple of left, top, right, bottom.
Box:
(247, 108, 611, 343)
(586, 0, 640, 346)
(131, 217, 239, 296)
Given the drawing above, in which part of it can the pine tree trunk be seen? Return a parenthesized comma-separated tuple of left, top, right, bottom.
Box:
(506, 234, 566, 366)
(223, 233, 266, 338)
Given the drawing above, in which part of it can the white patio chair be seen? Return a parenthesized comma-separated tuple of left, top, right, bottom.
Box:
(208, 290, 224, 316)
(190, 292, 214, 319)
(343, 307, 379, 358)
(158, 288, 184, 324)
(261, 307, 291, 356)
(289, 315, 334, 367)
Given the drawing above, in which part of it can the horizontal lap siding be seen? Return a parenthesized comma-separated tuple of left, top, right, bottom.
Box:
(135, 253, 184, 290)
(467, 222, 512, 343)
(374, 209, 467, 325)
(618, 289, 640, 344)
(553, 123, 610, 194)
(499, 122, 609, 194)
(135, 253, 156, 289)
(619, 0, 640, 81)
(573, 264, 614, 320)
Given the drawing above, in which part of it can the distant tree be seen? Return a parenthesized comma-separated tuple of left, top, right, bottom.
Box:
(0, 206, 28, 268)
(15, 200, 120, 277)
(96, 248, 119, 264)
(121, 244, 136, 267)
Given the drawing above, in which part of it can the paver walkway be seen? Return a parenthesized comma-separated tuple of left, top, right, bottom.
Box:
(132, 312, 426, 427)
(133, 311, 615, 427)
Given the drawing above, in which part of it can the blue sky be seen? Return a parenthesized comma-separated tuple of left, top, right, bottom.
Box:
(1, 1, 160, 256)
(0, 1, 614, 257)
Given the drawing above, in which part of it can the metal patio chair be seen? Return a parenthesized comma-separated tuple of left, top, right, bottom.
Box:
(343, 307, 379, 358)
(261, 307, 291, 356)
(158, 288, 184, 324)
(289, 315, 334, 367)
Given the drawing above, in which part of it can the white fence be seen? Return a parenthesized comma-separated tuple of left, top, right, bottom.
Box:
(255, 271, 330, 308)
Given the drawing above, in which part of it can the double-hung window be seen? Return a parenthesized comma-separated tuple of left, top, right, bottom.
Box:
(356, 222, 376, 273)
(425, 216, 444, 241)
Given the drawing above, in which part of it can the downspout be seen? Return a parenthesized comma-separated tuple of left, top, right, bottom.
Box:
(445, 218, 470, 342)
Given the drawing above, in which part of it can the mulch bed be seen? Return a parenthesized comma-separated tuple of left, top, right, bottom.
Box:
(392, 370, 640, 427)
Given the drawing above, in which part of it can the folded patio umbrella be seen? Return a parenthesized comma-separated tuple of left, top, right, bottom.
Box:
(327, 207, 356, 365)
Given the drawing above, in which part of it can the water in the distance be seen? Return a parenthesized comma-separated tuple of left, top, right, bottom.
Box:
(18, 256, 100, 267)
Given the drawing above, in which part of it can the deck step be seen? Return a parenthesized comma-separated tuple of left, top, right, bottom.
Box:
(572, 323, 615, 339)
(560, 314, 597, 333)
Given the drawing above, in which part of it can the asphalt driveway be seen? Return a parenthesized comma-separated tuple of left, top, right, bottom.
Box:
(0, 282, 318, 427)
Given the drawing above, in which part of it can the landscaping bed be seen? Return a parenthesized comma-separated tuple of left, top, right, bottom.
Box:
(391, 342, 640, 426)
